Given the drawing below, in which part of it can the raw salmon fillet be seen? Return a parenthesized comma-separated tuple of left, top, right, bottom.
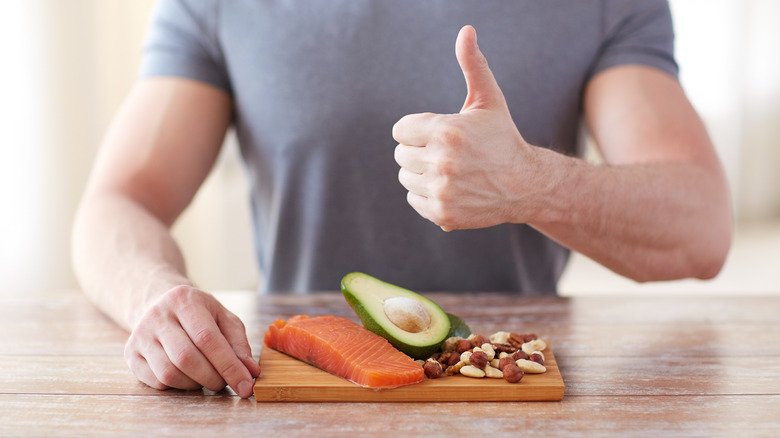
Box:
(264, 315, 424, 389)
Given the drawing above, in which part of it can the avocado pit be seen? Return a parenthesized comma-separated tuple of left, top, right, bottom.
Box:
(382, 296, 431, 333)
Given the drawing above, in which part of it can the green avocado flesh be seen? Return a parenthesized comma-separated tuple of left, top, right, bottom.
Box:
(446, 313, 472, 339)
(341, 272, 451, 359)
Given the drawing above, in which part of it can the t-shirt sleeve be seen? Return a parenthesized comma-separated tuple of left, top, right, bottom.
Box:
(139, 0, 231, 94)
(590, 0, 679, 79)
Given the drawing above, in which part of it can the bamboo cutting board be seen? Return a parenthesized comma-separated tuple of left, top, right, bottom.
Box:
(253, 347, 564, 402)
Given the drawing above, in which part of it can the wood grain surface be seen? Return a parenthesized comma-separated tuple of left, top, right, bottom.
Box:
(2, 289, 780, 436)
(253, 347, 564, 402)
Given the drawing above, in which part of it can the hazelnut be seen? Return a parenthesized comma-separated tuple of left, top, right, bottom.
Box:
(498, 356, 515, 371)
(423, 359, 443, 379)
(479, 343, 496, 361)
(447, 352, 460, 366)
(469, 350, 489, 369)
(456, 339, 473, 354)
(470, 334, 489, 348)
(503, 363, 524, 383)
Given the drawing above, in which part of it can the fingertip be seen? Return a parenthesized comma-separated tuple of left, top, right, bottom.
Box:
(236, 379, 253, 399)
(456, 25, 477, 53)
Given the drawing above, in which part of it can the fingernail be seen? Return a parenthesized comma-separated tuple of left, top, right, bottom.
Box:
(237, 379, 253, 398)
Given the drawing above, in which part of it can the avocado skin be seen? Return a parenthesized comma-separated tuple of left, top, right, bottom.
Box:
(446, 313, 473, 338)
(341, 272, 450, 359)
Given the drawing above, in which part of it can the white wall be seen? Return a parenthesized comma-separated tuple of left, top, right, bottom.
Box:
(0, 0, 778, 294)
(669, 0, 780, 222)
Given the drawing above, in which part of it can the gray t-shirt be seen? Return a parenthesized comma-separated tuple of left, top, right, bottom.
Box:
(141, 0, 678, 294)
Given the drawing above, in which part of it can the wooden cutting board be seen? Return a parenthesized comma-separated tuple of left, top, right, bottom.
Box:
(253, 347, 564, 402)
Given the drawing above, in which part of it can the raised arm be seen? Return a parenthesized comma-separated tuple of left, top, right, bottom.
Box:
(72, 77, 260, 397)
(393, 26, 732, 282)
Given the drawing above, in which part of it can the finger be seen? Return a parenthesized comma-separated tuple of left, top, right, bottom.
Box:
(455, 25, 505, 111)
(178, 306, 255, 398)
(142, 341, 201, 390)
(216, 309, 261, 378)
(394, 144, 428, 174)
(392, 112, 438, 146)
(398, 168, 430, 198)
(406, 191, 434, 222)
(158, 325, 227, 391)
(127, 353, 168, 391)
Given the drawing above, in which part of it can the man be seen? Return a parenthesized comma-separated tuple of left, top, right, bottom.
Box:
(72, 0, 732, 399)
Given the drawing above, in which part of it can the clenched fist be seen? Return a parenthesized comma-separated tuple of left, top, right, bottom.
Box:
(393, 25, 554, 231)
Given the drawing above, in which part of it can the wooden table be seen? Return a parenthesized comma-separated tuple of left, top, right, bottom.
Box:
(2, 290, 779, 436)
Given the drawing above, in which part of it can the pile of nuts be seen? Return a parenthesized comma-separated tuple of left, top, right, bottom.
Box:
(418, 331, 547, 384)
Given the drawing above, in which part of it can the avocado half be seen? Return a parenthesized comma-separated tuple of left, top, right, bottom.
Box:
(341, 272, 451, 359)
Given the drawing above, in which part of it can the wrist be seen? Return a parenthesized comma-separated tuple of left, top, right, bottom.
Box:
(506, 144, 581, 226)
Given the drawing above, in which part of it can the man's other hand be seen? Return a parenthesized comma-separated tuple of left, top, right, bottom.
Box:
(124, 286, 261, 398)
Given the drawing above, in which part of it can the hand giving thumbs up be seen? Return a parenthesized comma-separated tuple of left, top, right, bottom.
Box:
(393, 25, 545, 231)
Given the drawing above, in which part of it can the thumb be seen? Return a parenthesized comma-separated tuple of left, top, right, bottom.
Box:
(455, 25, 505, 112)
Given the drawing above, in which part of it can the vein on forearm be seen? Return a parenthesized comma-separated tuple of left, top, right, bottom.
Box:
(528, 152, 729, 281)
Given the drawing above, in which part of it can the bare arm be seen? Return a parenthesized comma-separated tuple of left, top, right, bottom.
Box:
(529, 66, 732, 281)
(72, 77, 259, 397)
(393, 26, 731, 282)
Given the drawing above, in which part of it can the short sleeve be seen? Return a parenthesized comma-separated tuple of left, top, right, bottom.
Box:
(139, 0, 232, 94)
(590, 0, 679, 79)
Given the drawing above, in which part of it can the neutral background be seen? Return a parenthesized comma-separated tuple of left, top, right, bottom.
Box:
(1, 0, 778, 296)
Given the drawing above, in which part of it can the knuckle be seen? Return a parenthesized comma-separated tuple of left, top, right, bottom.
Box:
(232, 341, 252, 357)
(434, 158, 457, 177)
(433, 124, 464, 148)
(165, 285, 194, 305)
(431, 181, 451, 203)
(231, 315, 247, 331)
(391, 121, 401, 140)
(192, 328, 218, 350)
(393, 144, 402, 163)
(157, 365, 181, 387)
(172, 347, 197, 370)
(405, 191, 417, 206)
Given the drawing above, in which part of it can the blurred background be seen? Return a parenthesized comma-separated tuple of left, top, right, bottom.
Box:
(1, 0, 778, 296)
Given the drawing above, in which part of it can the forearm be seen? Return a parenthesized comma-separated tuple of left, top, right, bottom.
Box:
(72, 191, 192, 330)
(525, 148, 732, 282)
